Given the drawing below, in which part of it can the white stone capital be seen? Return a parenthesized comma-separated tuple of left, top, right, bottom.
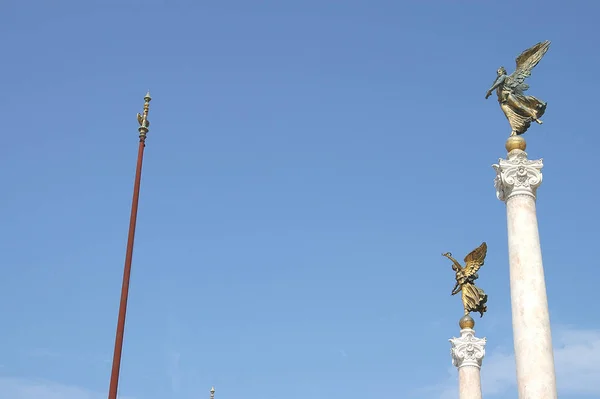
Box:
(492, 149, 543, 202)
(450, 329, 486, 369)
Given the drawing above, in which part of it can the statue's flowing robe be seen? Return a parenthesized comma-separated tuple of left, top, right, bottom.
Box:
(497, 86, 547, 135)
(461, 282, 488, 316)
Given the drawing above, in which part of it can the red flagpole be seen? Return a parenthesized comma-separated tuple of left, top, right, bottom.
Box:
(108, 92, 152, 399)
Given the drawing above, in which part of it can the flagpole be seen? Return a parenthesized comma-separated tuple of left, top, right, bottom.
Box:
(107, 92, 152, 399)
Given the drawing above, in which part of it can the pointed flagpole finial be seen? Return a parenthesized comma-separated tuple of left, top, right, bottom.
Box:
(210, 386, 215, 398)
(144, 90, 151, 102)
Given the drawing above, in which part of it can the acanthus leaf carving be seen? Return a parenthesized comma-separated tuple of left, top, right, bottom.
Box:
(449, 329, 486, 369)
(492, 149, 543, 201)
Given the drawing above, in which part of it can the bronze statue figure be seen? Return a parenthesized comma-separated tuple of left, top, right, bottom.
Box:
(485, 41, 550, 137)
(137, 111, 150, 128)
(443, 242, 488, 318)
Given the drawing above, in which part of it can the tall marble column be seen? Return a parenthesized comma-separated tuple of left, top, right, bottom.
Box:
(449, 315, 486, 399)
(492, 136, 558, 399)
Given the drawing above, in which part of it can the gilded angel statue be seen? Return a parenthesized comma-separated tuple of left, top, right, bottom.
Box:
(442, 242, 488, 318)
(137, 112, 150, 128)
(485, 41, 550, 137)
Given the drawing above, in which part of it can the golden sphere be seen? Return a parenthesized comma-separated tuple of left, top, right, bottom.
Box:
(505, 135, 527, 152)
(459, 314, 475, 329)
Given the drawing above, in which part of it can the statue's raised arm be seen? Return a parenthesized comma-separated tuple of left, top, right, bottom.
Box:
(485, 41, 551, 137)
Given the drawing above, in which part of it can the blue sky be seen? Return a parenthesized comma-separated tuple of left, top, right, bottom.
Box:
(1, 1, 599, 398)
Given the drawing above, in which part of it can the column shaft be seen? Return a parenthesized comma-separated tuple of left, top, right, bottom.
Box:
(506, 194, 557, 398)
(458, 366, 483, 399)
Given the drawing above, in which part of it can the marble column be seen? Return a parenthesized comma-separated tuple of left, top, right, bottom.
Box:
(450, 315, 486, 399)
(492, 136, 557, 399)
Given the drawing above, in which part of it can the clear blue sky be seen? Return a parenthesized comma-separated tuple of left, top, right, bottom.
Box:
(1, 1, 599, 399)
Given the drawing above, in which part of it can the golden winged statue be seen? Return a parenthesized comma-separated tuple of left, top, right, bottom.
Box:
(137, 112, 150, 128)
(442, 242, 488, 317)
(485, 41, 550, 137)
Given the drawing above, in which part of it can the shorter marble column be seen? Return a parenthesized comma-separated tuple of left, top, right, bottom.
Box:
(450, 315, 486, 399)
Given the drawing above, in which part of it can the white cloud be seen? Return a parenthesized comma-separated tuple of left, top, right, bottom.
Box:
(553, 327, 600, 396)
(430, 325, 600, 398)
(0, 377, 136, 399)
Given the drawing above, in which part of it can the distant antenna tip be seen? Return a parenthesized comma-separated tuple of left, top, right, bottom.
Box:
(144, 90, 151, 101)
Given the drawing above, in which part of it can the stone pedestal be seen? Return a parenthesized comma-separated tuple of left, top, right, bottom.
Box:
(450, 316, 486, 399)
(492, 137, 558, 399)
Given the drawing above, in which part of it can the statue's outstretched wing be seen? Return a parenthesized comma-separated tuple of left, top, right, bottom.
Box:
(463, 242, 487, 277)
(506, 40, 551, 93)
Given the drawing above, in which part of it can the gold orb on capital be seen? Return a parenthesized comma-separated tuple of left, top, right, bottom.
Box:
(506, 135, 527, 153)
(459, 314, 475, 329)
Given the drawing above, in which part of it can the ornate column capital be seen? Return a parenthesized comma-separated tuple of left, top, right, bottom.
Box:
(450, 329, 486, 369)
(492, 149, 543, 202)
